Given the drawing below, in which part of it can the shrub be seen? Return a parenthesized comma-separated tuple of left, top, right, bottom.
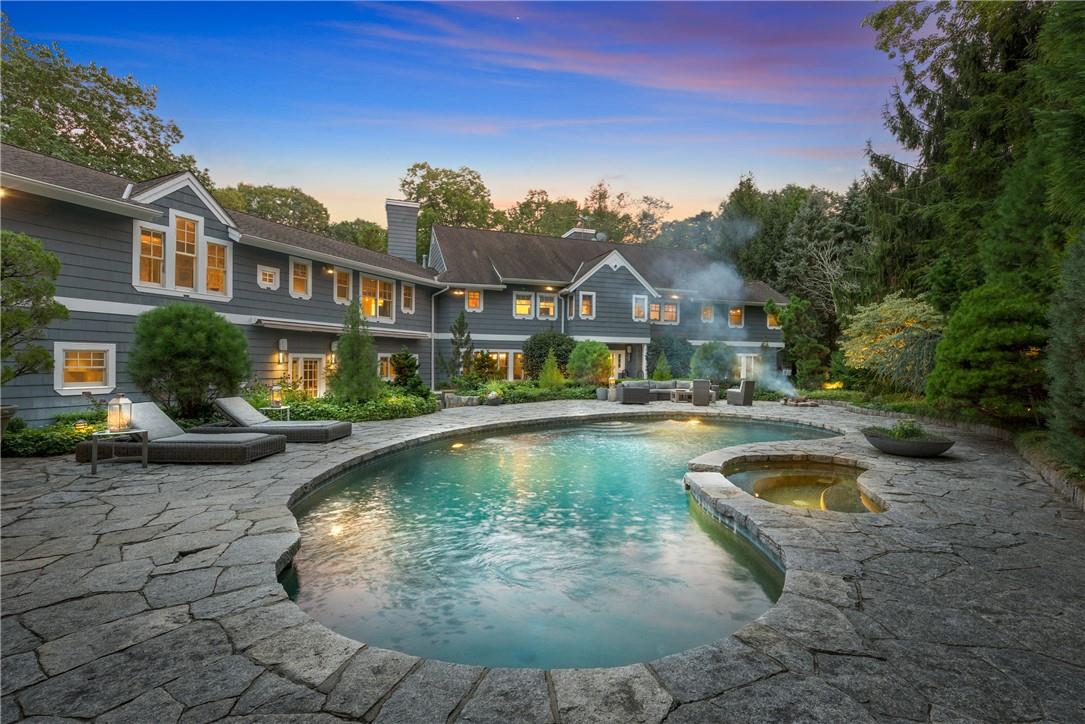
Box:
(690, 341, 736, 384)
(926, 280, 1047, 424)
(646, 335, 694, 378)
(390, 346, 430, 398)
(863, 419, 949, 442)
(329, 300, 380, 403)
(242, 386, 437, 422)
(1, 231, 69, 384)
(1045, 239, 1085, 467)
(129, 303, 250, 418)
(767, 297, 829, 389)
(566, 340, 612, 385)
(471, 350, 501, 380)
(522, 330, 576, 378)
(538, 349, 565, 390)
(651, 351, 672, 380)
(841, 292, 944, 394)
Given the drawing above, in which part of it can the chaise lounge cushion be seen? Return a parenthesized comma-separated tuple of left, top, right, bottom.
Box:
(202, 397, 352, 443)
(216, 397, 270, 427)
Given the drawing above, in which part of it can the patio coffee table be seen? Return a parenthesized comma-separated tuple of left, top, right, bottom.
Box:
(669, 388, 692, 403)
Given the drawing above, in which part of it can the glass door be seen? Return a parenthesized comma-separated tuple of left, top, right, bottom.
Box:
(289, 354, 326, 397)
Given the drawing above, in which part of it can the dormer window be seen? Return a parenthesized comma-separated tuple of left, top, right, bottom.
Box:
(139, 228, 165, 285)
(131, 212, 232, 300)
(206, 242, 227, 294)
(174, 217, 197, 290)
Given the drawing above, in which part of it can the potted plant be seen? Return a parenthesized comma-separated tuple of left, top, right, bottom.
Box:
(1, 232, 70, 434)
(861, 419, 955, 457)
(483, 381, 504, 406)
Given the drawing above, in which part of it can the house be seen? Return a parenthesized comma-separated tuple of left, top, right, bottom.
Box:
(0, 144, 786, 426)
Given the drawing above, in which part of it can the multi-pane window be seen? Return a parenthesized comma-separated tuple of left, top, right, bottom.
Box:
(334, 268, 352, 304)
(632, 295, 647, 322)
(728, 306, 744, 328)
(466, 289, 482, 312)
(257, 265, 279, 290)
(206, 242, 227, 294)
(174, 217, 197, 289)
(767, 311, 781, 329)
(139, 229, 165, 285)
(63, 349, 106, 387)
(701, 303, 714, 323)
(537, 294, 557, 319)
(649, 303, 661, 321)
(362, 277, 394, 320)
(579, 292, 595, 319)
(489, 352, 510, 380)
(513, 292, 534, 319)
(290, 356, 324, 397)
(402, 284, 414, 313)
(378, 354, 394, 381)
(291, 259, 311, 299)
(513, 352, 525, 380)
(662, 303, 679, 323)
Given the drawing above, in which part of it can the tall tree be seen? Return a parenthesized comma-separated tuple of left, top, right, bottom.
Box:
(716, 173, 765, 264)
(499, 189, 579, 237)
(0, 231, 69, 385)
(327, 219, 387, 252)
(580, 181, 635, 243)
(651, 211, 718, 254)
(213, 183, 330, 233)
(400, 162, 494, 262)
(1, 14, 211, 185)
(329, 300, 380, 403)
(736, 183, 810, 284)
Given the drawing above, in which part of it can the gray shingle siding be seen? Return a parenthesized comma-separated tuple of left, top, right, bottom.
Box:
(386, 202, 418, 263)
(565, 266, 653, 341)
(672, 301, 784, 346)
(148, 187, 232, 241)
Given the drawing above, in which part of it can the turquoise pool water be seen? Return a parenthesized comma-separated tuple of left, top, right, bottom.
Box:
(284, 418, 834, 669)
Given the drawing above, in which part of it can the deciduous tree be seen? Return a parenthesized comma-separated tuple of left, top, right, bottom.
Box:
(214, 183, 330, 233)
(400, 162, 494, 261)
(328, 219, 387, 252)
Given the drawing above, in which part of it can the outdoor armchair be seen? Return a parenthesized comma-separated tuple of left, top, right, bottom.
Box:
(76, 402, 286, 465)
(190, 397, 352, 443)
(692, 379, 714, 406)
(726, 379, 756, 406)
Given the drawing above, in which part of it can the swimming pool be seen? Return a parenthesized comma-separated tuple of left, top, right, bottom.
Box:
(284, 417, 835, 668)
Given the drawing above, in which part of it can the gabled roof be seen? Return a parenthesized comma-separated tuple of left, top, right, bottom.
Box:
(432, 225, 787, 303)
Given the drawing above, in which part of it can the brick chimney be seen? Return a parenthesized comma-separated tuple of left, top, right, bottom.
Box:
(385, 199, 419, 263)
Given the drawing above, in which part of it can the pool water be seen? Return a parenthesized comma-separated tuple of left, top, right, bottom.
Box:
(284, 418, 833, 669)
(724, 461, 883, 513)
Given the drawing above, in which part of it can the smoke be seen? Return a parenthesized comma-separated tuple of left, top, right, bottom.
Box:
(757, 368, 797, 396)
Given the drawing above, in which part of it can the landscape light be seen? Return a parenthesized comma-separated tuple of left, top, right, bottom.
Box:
(271, 385, 283, 407)
(451, 442, 464, 449)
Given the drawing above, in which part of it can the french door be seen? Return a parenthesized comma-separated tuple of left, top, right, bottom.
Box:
(289, 354, 326, 397)
(610, 350, 625, 376)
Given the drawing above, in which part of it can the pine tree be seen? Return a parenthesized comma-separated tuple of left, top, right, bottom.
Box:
(651, 351, 672, 380)
(539, 349, 564, 390)
(329, 300, 380, 403)
(448, 311, 474, 375)
(390, 346, 429, 398)
(1044, 239, 1085, 466)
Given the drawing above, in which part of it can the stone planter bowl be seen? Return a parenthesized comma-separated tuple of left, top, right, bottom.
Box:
(484, 397, 503, 406)
(862, 431, 955, 458)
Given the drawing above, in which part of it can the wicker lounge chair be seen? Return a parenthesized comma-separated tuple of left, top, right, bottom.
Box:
(75, 402, 286, 465)
(189, 397, 352, 443)
(692, 379, 714, 406)
(617, 381, 650, 404)
(726, 379, 756, 406)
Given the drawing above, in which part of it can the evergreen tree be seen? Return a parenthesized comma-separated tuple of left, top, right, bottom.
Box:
(538, 349, 564, 390)
(448, 311, 474, 375)
(1044, 239, 1085, 466)
(766, 297, 828, 389)
(651, 351, 672, 380)
(646, 336, 694, 378)
(690, 342, 736, 385)
(329, 300, 380, 403)
(390, 346, 429, 398)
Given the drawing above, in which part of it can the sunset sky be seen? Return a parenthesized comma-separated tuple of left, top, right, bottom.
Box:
(6, 1, 902, 225)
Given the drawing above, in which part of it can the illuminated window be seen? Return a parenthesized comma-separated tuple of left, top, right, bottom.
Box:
(290, 258, 311, 299)
(649, 303, 661, 321)
(663, 303, 679, 323)
(728, 306, 744, 328)
(579, 292, 595, 319)
(334, 267, 352, 305)
(378, 353, 394, 381)
(139, 229, 164, 285)
(174, 217, 197, 289)
(632, 295, 647, 322)
(64, 350, 105, 386)
(466, 289, 483, 312)
(513, 292, 534, 319)
(257, 265, 279, 290)
(206, 242, 227, 294)
(53, 342, 115, 395)
(513, 352, 525, 380)
(489, 351, 510, 379)
(537, 293, 557, 320)
(700, 303, 714, 323)
(289, 355, 324, 397)
(767, 311, 781, 329)
(361, 277, 394, 321)
(738, 353, 760, 379)
(401, 283, 414, 313)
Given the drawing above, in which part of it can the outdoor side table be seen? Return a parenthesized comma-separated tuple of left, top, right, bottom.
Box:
(669, 388, 693, 403)
(260, 405, 291, 421)
(90, 428, 149, 475)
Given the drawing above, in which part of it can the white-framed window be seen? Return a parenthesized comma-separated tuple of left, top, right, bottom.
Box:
(333, 267, 352, 305)
(289, 258, 312, 300)
(662, 302, 679, 323)
(131, 211, 232, 300)
(632, 295, 648, 322)
(579, 291, 596, 320)
(465, 289, 483, 312)
(701, 303, 715, 323)
(649, 302, 660, 322)
(53, 342, 116, 396)
(257, 265, 280, 291)
(401, 283, 415, 314)
(766, 309, 781, 329)
(513, 291, 535, 320)
(737, 353, 760, 379)
(289, 354, 325, 397)
(536, 293, 557, 320)
(485, 350, 526, 381)
(728, 306, 744, 328)
(362, 276, 396, 322)
(378, 353, 394, 381)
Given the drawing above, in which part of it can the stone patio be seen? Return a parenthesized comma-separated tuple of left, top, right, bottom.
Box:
(2, 400, 1083, 723)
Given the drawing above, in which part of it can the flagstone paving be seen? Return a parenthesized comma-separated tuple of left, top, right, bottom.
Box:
(2, 400, 1083, 723)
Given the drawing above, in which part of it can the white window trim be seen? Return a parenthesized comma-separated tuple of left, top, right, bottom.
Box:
(728, 306, 745, 329)
(362, 275, 397, 324)
(536, 292, 558, 320)
(289, 353, 326, 397)
(289, 257, 312, 300)
(700, 303, 715, 324)
(652, 301, 680, 325)
(766, 310, 782, 330)
(53, 342, 116, 396)
(567, 295, 575, 320)
(333, 266, 353, 306)
(484, 349, 525, 381)
(578, 291, 596, 320)
(401, 283, 415, 314)
(513, 291, 535, 320)
(632, 294, 648, 322)
(131, 220, 169, 290)
(377, 352, 394, 381)
(130, 212, 233, 301)
(738, 353, 760, 379)
(256, 265, 280, 291)
(465, 289, 484, 313)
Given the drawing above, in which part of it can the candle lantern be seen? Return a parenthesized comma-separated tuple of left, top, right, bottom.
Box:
(106, 392, 132, 432)
(270, 385, 283, 407)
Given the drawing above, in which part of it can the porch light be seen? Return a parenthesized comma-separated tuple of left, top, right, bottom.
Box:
(626, 345, 633, 354)
(329, 340, 338, 366)
(670, 294, 680, 300)
(544, 286, 554, 291)
(270, 385, 283, 407)
(106, 392, 132, 432)
(323, 265, 335, 275)
(452, 289, 465, 296)
(277, 338, 288, 365)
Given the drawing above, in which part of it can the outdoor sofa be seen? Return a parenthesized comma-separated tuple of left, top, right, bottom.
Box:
(188, 397, 352, 443)
(726, 379, 756, 406)
(75, 402, 286, 465)
(617, 379, 720, 404)
(617, 381, 650, 404)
